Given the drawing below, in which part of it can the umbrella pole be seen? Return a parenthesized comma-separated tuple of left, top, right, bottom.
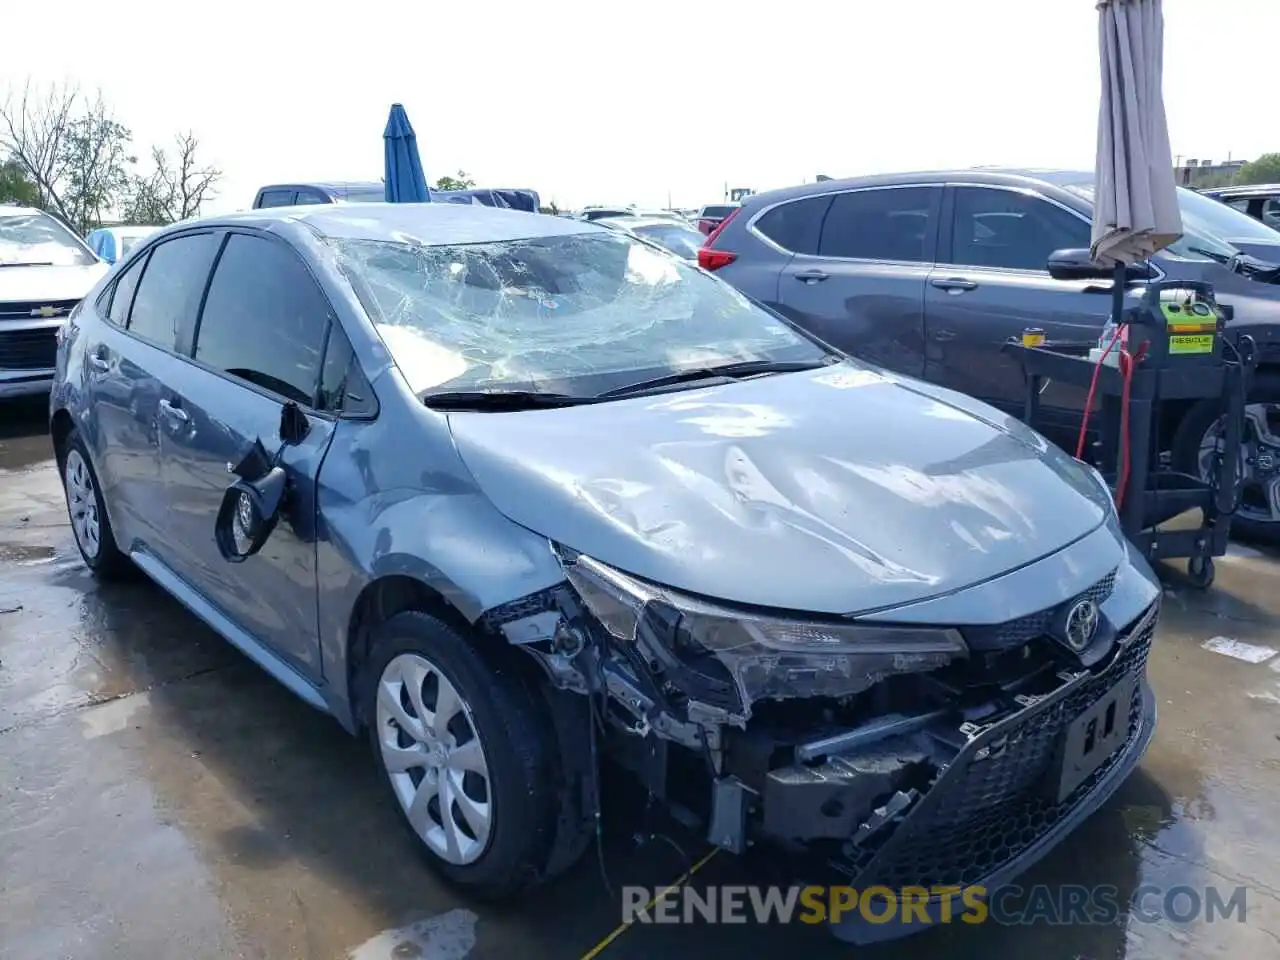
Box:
(1111, 261, 1126, 325)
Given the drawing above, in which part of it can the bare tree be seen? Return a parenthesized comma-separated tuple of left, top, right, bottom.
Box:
(124, 132, 220, 225)
(0, 80, 79, 221)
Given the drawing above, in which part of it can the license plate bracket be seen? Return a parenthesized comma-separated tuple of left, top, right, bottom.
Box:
(1049, 675, 1136, 804)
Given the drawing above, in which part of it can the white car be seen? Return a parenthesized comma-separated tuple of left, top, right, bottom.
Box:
(85, 225, 160, 264)
(0, 206, 108, 399)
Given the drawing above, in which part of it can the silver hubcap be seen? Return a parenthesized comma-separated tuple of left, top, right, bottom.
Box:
(376, 653, 492, 865)
(64, 449, 101, 560)
(1199, 403, 1280, 524)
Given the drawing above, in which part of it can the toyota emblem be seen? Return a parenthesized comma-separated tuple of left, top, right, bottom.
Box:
(1064, 598, 1100, 651)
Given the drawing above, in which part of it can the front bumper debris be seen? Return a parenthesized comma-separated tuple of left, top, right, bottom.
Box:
(753, 600, 1159, 943)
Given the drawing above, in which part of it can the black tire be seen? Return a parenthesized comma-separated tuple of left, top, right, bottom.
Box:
(1172, 371, 1280, 544)
(359, 610, 562, 900)
(1187, 555, 1216, 590)
(59, 428, 132, 578)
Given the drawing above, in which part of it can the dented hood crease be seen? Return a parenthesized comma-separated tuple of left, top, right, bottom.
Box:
(447, 364, 1112, 615)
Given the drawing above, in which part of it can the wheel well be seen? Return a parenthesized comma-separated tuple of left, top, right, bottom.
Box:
(345, 575, 486, 729)
(1155, 361, 1280, 451)
(50, 409, 74, 467)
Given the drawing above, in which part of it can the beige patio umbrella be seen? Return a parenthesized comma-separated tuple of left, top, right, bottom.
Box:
(1090, 0, 1183, 267)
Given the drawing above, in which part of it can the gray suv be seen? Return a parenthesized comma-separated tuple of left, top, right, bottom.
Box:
(50, 202, 1160, 942)
(705, 169, 1280, 540)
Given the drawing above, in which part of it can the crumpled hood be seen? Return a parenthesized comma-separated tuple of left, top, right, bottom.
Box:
(0, 262, 107, 302)
(448, 364, 1112, 615)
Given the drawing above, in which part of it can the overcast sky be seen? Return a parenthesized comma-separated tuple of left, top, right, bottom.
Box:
(2, 0, 1273, 213)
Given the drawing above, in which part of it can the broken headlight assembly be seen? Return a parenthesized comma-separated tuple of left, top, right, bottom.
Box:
(560, 552, 969, 721)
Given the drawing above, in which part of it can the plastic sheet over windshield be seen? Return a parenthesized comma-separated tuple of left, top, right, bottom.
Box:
(334, 231, 827, 396)
(0, 212, 97, 267)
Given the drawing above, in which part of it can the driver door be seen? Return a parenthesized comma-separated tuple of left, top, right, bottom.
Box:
(157, 231, 339, 681)
(924, 184, 1115, 427)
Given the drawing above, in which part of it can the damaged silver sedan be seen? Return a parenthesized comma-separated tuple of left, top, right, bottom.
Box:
(51, 201, 1159, 941)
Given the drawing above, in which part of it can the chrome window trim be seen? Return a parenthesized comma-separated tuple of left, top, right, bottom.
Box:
(939, 181, 1166, 281)
(745, 182, 946, 266)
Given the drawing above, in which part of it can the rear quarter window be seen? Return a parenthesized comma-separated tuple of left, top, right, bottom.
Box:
(754, 195, 833, 255)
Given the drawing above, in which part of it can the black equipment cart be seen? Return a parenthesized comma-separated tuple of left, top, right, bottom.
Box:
(1004, 268, 1255, 589)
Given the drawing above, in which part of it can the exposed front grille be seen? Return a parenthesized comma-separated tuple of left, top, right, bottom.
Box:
(0, 299, 79, 322)
(0, 327, 58, 370)
(964, 569, 1118, 650)
(838, 602, 1155, 889)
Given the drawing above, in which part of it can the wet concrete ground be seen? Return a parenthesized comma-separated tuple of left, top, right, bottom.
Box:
(2, 395, 1279, 960)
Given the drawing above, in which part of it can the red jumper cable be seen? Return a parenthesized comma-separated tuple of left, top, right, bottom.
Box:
(1075, 324, 1147, 511)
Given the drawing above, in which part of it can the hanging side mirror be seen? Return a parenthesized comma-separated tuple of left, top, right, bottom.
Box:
(214, 402, 308, 563)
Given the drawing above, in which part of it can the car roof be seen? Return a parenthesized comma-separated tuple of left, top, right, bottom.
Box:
(1204, 183, 1280, 198)
(598, 215, 695, 230)
(259, 180, 383, 193)
(197, 202, 601, 246)
(743, 168, 1098, 207)
(0, 204, 43, 217)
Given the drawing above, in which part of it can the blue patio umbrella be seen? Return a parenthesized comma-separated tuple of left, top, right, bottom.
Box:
(383, 103, 430, 203)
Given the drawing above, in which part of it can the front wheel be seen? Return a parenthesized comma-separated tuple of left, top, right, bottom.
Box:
(1172, 371, 1280, 544)
(361, 611, 562, 900)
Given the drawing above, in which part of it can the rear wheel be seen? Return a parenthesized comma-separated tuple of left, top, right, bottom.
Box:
(60, 430, 131, 577)
(361, 611, 562, 899)
(1173, 372, 1280, 544)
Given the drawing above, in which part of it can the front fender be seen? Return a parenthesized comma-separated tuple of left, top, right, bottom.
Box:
(313, 410, 567, 724)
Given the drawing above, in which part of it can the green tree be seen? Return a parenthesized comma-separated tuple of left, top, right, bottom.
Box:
(1237, 153, 1280, 186)
(434, 169, 476, 191)
(0, 157, 39, 205)
(59, 97, 135, 232)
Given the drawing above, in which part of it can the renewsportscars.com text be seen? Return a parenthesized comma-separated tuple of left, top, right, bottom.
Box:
(621, 883, 1248, 926)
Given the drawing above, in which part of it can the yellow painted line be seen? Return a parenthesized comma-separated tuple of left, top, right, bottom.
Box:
(578, 848, 721, 959)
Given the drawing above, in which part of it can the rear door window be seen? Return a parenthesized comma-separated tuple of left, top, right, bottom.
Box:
(949, 187, 1090, 271)
(1263, 198, 1280, 231)
(818, 187, 939, 262)
(127, 233, 220, 350)
(256, 188, 297, 208)
(192, 233, 332, 404)
(754, 195, 832, 255)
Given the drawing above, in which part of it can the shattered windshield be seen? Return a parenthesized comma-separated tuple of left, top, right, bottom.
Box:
(335, 231, 828, 396)
(0, 212, 96, 267)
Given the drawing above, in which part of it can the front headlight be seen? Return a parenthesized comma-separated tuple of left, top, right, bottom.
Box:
(561, 553, 968, 719)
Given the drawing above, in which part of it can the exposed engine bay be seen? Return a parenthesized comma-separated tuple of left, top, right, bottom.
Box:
(480, 549, 1157, 886)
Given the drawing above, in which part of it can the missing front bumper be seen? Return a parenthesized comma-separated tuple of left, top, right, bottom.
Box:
(747, 601, 1159, 935)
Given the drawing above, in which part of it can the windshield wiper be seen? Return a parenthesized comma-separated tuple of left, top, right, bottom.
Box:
(597, 357, 837, 399)
(0, 261, 55, 268)
(1187, 245, 1231, 265)
(422, 389, 596, 411)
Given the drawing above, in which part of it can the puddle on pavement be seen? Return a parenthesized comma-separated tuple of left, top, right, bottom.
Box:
(0, 542, 56, 564)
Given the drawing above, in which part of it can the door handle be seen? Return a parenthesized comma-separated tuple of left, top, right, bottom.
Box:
(933, 329, 958, 342)
(87, 353, 108, 372)
(158, 398, 189, 424)
(793, 268, 830, 283)
(931, 277, 979, 293)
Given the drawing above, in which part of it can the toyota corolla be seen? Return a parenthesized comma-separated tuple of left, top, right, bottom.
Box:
(49, 202, 1159, 941)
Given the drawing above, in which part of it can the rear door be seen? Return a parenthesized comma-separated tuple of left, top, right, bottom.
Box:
(924, 184, 1109, 419)
(734, 194, 832, 306)
(81, 232, 221, 560)
(777, 185, 941, 376)
(157, 230, 338, 680)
